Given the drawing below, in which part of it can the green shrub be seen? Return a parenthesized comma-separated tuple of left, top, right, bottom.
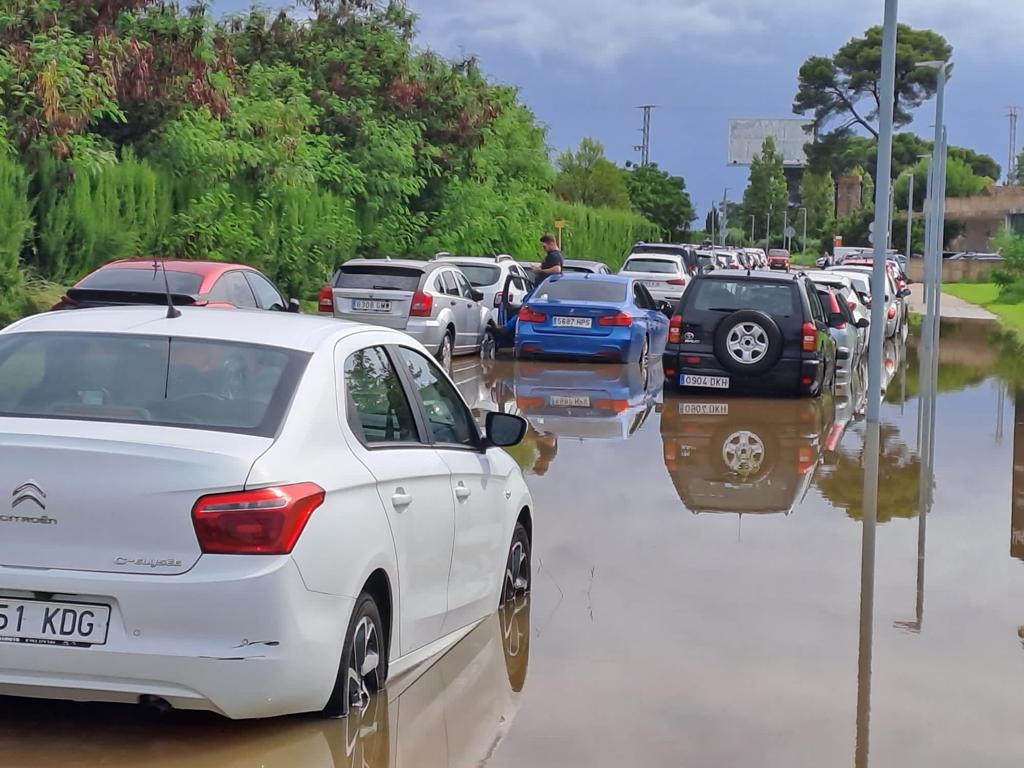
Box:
(548, 201, 660, 269)
(0, 153, 32, 324)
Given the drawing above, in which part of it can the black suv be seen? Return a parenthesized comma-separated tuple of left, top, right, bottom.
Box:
(663, 271, 840, 397)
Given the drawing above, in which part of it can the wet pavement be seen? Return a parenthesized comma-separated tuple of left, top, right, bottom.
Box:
(4, 319, 1024, 766)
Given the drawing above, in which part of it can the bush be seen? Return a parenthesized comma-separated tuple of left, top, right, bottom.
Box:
(0, 153, 32, 324)
(548, 201, 660, 269)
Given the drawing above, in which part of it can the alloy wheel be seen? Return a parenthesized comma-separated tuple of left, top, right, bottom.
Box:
(346, 616, 382, 715)
(725, 322, 769, 365)
(503, 541, 529, 603)
(440, 333, 454, 371)
(722, 429, 766, 476)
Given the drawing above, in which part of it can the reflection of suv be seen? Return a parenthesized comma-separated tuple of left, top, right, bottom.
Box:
(664, 271, 838, 397)
(660, 395, 831, 516)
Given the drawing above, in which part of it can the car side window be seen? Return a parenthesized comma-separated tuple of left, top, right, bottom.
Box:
(633, 283, 654, 310)
(244, 271, 286, 311)
(441, 271, 460, 297)
(344, 347, 420, 446)
(510, 272, 527, 292)
(209, 271, 258, 308)
(454, 272, 475, 300)
(397, 348, 479, 448)
(806, 283, 825, 323)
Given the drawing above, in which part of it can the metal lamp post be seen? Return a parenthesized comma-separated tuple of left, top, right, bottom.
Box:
(750, 215, 755, 245)
(799, 207, 808, 255)
(721, 188, 730, 247)
(765, 209, 772, 252)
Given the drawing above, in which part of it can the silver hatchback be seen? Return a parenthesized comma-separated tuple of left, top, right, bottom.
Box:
(320, 259, 489, 369)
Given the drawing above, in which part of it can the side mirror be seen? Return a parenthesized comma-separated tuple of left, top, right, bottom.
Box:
(656, 300, 674, 318)
(856, 317, 870, 329)
(470, 289, 485, 303)
(899, 288, 912, 298)
(484, 411, 528, 448)
(288, 298, 302, 313)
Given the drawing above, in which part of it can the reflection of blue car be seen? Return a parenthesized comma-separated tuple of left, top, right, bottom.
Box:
(514, 274, 670, 364)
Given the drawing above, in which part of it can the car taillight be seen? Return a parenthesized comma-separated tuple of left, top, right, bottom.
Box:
(411, 291, 433, 317)
(598, 312, 632, 327)
(802, 321, 817, 353)
(887, 305, 897, 320)
(669, 314, 683, 344)
(493, 292, 504, 308)
(595, 399, 629, 413)
(518, 307, 546, 323)
(192, 482, 325, 555)
(317, 286, 333, 313)
(667, 278, 687, 286)
(847, 301, 857, 311)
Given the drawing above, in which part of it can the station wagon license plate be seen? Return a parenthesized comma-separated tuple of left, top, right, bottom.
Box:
(678, 402, 729, 415)
(643, 281, 664, 288)
(550, 395, 591, 408)
(0, 598, 110, 647)
(352, 299, 392, 313)
(553, 316, 592, 328)
(680, 374, 730, 390)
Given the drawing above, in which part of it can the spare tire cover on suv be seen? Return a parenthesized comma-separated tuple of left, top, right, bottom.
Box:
(713, 310, 784, 375)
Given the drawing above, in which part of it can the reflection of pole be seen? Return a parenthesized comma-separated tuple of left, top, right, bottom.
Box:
(855, 422, 881, 768)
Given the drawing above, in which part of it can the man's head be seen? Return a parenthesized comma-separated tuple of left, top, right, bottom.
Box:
(540, 234, 558, 253)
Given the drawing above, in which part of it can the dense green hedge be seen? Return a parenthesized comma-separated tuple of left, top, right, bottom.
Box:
(549, 201, 661, 269)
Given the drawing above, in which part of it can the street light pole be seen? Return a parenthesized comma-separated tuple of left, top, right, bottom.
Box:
(750, 215, 755, 246)
(919, 60, 948, 381)
(905, 173, 914, 263)
(766, 210, 772, 252)
(800, 207, 808, 254)
(866, 0, 900, 424)
(721, 188, 730, 247)
(783, 208, 789, 251)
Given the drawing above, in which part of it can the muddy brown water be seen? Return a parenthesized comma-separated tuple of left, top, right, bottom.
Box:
(4, 320, 1024, 767)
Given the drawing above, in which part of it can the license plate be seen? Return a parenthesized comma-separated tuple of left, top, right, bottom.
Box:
(352, 299, 392, 313)
(0, 598, 110, 647)
(553, 316, 592, 328)
(680, 374, 730, 389)
(678, 402, 729, 415)
(643, 281, 663, 288)
(550, 395, 591, 407)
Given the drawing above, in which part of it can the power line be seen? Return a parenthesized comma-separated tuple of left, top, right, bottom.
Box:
(634, 105, 656, 167)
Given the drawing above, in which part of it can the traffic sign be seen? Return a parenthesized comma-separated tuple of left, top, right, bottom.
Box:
(784, 226, 796, 238)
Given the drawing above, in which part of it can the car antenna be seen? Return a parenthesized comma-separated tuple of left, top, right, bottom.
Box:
(159, 259, 181, 319)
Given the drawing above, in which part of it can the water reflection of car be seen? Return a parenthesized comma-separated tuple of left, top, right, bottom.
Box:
(660, 395, 834, 515)
(0, 599, 531, 768)
(512, 360, 662, 440)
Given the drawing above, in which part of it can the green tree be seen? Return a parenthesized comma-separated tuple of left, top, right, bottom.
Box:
(554, 138, 631, 210)
(794, 25, 952, 139)
(742, 137, 789, 245)
(799, 170, 835, 238)
(624, 163, 695, 240)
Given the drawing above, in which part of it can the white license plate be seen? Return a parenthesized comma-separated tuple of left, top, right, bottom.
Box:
(550, 395, 591, 407)
(553, 316, 592, 328)
(678, 402, 729, 415)
(680, 374, 730, 389)
(352, 299, 392, 313)
(0, 598, 110, 647)
(643, 281, 663, 288)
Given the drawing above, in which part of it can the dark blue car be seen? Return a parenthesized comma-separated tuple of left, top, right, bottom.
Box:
(514, 274, 670, 365)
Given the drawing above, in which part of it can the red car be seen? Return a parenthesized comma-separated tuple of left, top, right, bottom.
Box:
(767, 249, 791, 271)
(52, 259, 298, 313)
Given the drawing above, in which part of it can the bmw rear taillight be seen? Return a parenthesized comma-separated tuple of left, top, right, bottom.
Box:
(595, 399, 629, 413)
(669, 314, 683, 344)
(192, 483, 325, 555)
(598, 312, 632, 327)
(667, 278, 687, 286)
(317, 286, 334, 313)
(411, 291, 433, 317)
(802, 321, 817, 353)
(887, 305, 897, 320)
(518, 307, 547, 323)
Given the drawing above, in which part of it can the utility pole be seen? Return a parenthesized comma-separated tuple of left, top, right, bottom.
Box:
(720, 188, 730, 246)
(1008, 107, 1019, 185)
(634, 105, 656, 167)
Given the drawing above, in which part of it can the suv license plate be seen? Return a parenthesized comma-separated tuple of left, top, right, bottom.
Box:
(0, 599, 111, 647)
(553, 316, 592, 328)
(353, 299, 392, 313)
(680, 374, 729, 389)
(678, 402, 729, 415)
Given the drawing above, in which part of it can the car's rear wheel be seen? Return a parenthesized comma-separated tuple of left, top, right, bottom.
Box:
(324, 593, 387, 718)
(638, 336, 650, 377)
(481, 327, 498, 361)
(501, 523, 531, 606)
(437, 329, 454, 372)
(713, 310, 783, 376)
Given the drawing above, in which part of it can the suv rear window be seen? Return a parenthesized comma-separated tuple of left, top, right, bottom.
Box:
(536, 279, 626, 303)
(79, 268, 203, 295)
(623, 258, 679, 274)
(0, 332, 308, 437)
(689, 279, 796, 316)
(336, 265, 422, 292)
(452, 264, 501, 287)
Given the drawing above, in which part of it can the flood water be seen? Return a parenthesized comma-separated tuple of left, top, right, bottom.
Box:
(4, 319, 1024, 766)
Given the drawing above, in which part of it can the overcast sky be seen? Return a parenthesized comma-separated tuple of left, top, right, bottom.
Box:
(213, 1, 1023, 222)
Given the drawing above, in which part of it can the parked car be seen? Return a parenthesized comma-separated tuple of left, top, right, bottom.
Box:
(829, 266, 909, 339)
(806, 271, 870, 359)
(319, 259, 489, 369)
(716, 250, 744, 270)
(516, 274, 670, 366)
(52, 259, 299, 313)
(663, 271, 839, 397)
(0, 307, 533, 719)
(744, 248, 768, 269)
(627, 243, 703, 276)
(661, 395, 831, 516)
(813, 284, 866, 378)
(563, 259, 613, 275)
(618, 252, 691, 304)
(767, 249, 791, 271)
(434, 255, 534, 324)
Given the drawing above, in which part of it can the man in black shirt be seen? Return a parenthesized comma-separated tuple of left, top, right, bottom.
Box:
(535, 234, 564, 278)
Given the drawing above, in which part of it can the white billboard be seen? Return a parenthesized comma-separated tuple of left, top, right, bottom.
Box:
(728, 118, 815, 167)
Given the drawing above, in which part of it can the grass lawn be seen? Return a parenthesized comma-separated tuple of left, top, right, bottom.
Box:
(944, 283, 1024, 340)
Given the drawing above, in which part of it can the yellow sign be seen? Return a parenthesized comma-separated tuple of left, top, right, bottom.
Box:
(554, 219, 567, 229)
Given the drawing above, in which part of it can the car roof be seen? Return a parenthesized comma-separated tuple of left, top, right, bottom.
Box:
(2, 306, 376, 353)
(564, 259, 605, 268)
(95, 259, 254, 277)
(342, 258, 442, 273)
(548, 273, 630, 284)
(435, 256, 510, 266)
(626, 251, 683, 259)
(698, 270, 803, 284)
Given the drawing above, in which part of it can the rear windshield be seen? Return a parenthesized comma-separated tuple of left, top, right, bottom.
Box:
(690, 280, 796, 316)
(623, 258, 679, 274)
(336, 265, 422, 292)
(563, 264, 595, 274)
(452, 264, 501, 287)
(535, 279, 627, 303)
(79, 268, 203, 295)
(0, 332, 308, 437)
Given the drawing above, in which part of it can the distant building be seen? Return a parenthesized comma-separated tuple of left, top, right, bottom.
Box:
(942, 186, 1024, 251)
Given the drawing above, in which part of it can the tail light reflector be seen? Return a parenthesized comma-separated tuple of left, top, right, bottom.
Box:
(411, 291, 433, 317)
(518, 307, 547, 323)
(686, 356, 700, 364)
(317, 286, 333, 313)
(887, 305, 897, 320)
(516, 396, 545, 410)
(802, 322, 817, 353)
(192, 483, 325, 555)
(598, 312, 632, 327)
(669, 314, 683, 344)
(667, 278, 687, 286)
(596, 399, 630, 413)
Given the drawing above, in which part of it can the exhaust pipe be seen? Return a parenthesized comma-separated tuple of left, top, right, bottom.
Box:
(138, 694, 173, 714)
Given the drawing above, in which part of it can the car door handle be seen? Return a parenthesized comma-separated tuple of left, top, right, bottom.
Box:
(455, 482, 472, 501)
(391, 489, 412, 509)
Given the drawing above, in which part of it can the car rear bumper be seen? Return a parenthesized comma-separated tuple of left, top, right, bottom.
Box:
(663, 352, 822, 396)
(516, 327, 638, 363)
(0, 557, 352, 719)
(405, 317, 446, 351)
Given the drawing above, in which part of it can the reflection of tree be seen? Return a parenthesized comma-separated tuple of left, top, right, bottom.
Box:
(886, 342, 989, 405)
(503, 423, 558, 476)
(816, 424, 927, 522)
